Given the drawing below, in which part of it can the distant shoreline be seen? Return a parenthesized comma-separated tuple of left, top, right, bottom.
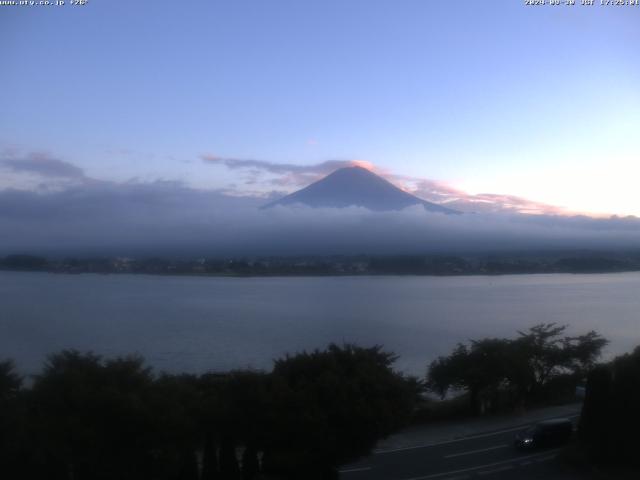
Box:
(3, 253, 640, 279)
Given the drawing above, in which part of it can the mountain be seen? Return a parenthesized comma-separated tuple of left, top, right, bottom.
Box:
(263, 166, 458, 213)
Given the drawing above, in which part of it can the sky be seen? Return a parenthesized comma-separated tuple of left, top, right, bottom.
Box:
(1, 0, 639, 218)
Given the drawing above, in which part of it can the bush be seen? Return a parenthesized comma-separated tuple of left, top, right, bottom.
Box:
(0, 345, 420, 480)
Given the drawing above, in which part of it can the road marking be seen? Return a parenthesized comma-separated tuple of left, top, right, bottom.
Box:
(374, 413, 580, 455)
(339, 466, 372, 474)
(478, 465, 513, 475)
(444, 444, 507, 459)
(397, 448, 561, 480)
(374, 426, 525, 454)
(535, 455, 555, 463)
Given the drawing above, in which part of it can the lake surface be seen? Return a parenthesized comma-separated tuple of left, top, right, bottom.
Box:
(1, 271, 639, 376)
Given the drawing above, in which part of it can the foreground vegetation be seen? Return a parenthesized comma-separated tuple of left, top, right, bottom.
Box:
(0, 344, 419, 480)
(579, 345, 640, 471)
(426, 325, 640, 473)
(0, 324, 626, 479)
(426, 324, 607, 414)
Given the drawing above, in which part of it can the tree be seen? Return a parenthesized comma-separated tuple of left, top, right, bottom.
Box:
(427, 339, 513, 413)
(0, 360, 24, 478)
(27, 350, 166, 480)
(221, 371, 269, 479)
(579, 345, 640, 468)
(562, 330, 609, 377)
(0, 360, 21, 401)
(513, 324, 607, 397)
(579, 365, 612, 463)
(149, 373, 201, 480)
(198, 370, 269, 480)
(427, 324, 608, 412)
(262, 344, 420, 479)
(2, 345, 422, 480)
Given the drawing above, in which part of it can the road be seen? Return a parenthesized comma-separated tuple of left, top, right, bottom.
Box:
(339, 415, 584, 480)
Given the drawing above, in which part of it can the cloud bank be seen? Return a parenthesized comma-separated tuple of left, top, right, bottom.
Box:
(1, 178, 640, 257)
(1, 150, 639, 256)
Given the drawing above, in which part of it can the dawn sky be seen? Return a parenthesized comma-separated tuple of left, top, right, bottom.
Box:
(1, 0, 639, 216)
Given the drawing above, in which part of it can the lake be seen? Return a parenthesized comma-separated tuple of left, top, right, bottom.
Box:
(1, 271, 639, 376)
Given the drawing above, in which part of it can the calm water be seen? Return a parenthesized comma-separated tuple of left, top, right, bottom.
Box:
(1, 271, 639, 376)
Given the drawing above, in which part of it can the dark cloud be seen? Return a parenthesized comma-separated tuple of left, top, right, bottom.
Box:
(2, 151, 639, 256)
(1, 152, 87, 180)
(1, 179, 640, 257)
(0, 180, 262, 255)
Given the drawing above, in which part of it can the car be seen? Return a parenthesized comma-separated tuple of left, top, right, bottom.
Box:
(514, 418, 573, 450)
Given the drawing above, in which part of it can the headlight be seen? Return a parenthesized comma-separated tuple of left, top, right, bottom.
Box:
(523, 438, 533, 444)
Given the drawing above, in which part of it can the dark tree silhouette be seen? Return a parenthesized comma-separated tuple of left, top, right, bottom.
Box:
(201, 430, 220, 480)
(150, 373, 202, 480)
(427, 339, 512, 414)
(0, 360, 21, 401)
(241, 443, 260, 480)
(27, 351, 162, 480)
(1, 344, 419, 480)
(427, 324, 608, 412)
(579, 345, 640, 468)
(579, 365, 612, 463)
(0, 360, 24, 478)
(219, 435, 241, 480)
(262, 344, 421, 479)
(198, 370, 269, 480)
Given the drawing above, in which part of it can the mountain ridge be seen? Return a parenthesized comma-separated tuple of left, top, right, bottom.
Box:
(263, 166, 458, 213)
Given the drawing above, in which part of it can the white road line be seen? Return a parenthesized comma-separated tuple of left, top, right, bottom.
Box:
(339, 466, 372, 474)
(478, 465, 514, 475)
(444, 444, 508, 459)
(535, 455, 556, 463)
(374, 413, 580, 455)
(374, 426, 525, 454)
(398, 449, 561, 480)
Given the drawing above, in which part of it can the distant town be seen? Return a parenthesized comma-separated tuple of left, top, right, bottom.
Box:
(3, 251, 640, 277)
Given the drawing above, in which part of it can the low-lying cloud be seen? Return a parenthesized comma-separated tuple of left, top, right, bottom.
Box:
(1, 178, 640, 257)
(1, 150, 639, 256)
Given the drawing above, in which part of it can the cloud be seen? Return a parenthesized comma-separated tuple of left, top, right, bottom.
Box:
(201, 154, 374, 188)
(201, 154, 373, 175)
(405, 178, 569, 215)
(3, 150, 638, 257)
(0, 180, 263, 254)
(1, 176, 640, 257)
(202, 153, 569, 215)
(1, 152, 87, 180)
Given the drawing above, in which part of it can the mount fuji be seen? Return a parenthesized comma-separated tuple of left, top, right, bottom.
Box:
(264, 166, 458, 213)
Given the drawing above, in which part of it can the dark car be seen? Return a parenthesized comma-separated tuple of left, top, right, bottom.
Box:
(514, 418, 573, 450)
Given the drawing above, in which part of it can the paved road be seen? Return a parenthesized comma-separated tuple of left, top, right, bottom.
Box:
(339, 415, 583, 480)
